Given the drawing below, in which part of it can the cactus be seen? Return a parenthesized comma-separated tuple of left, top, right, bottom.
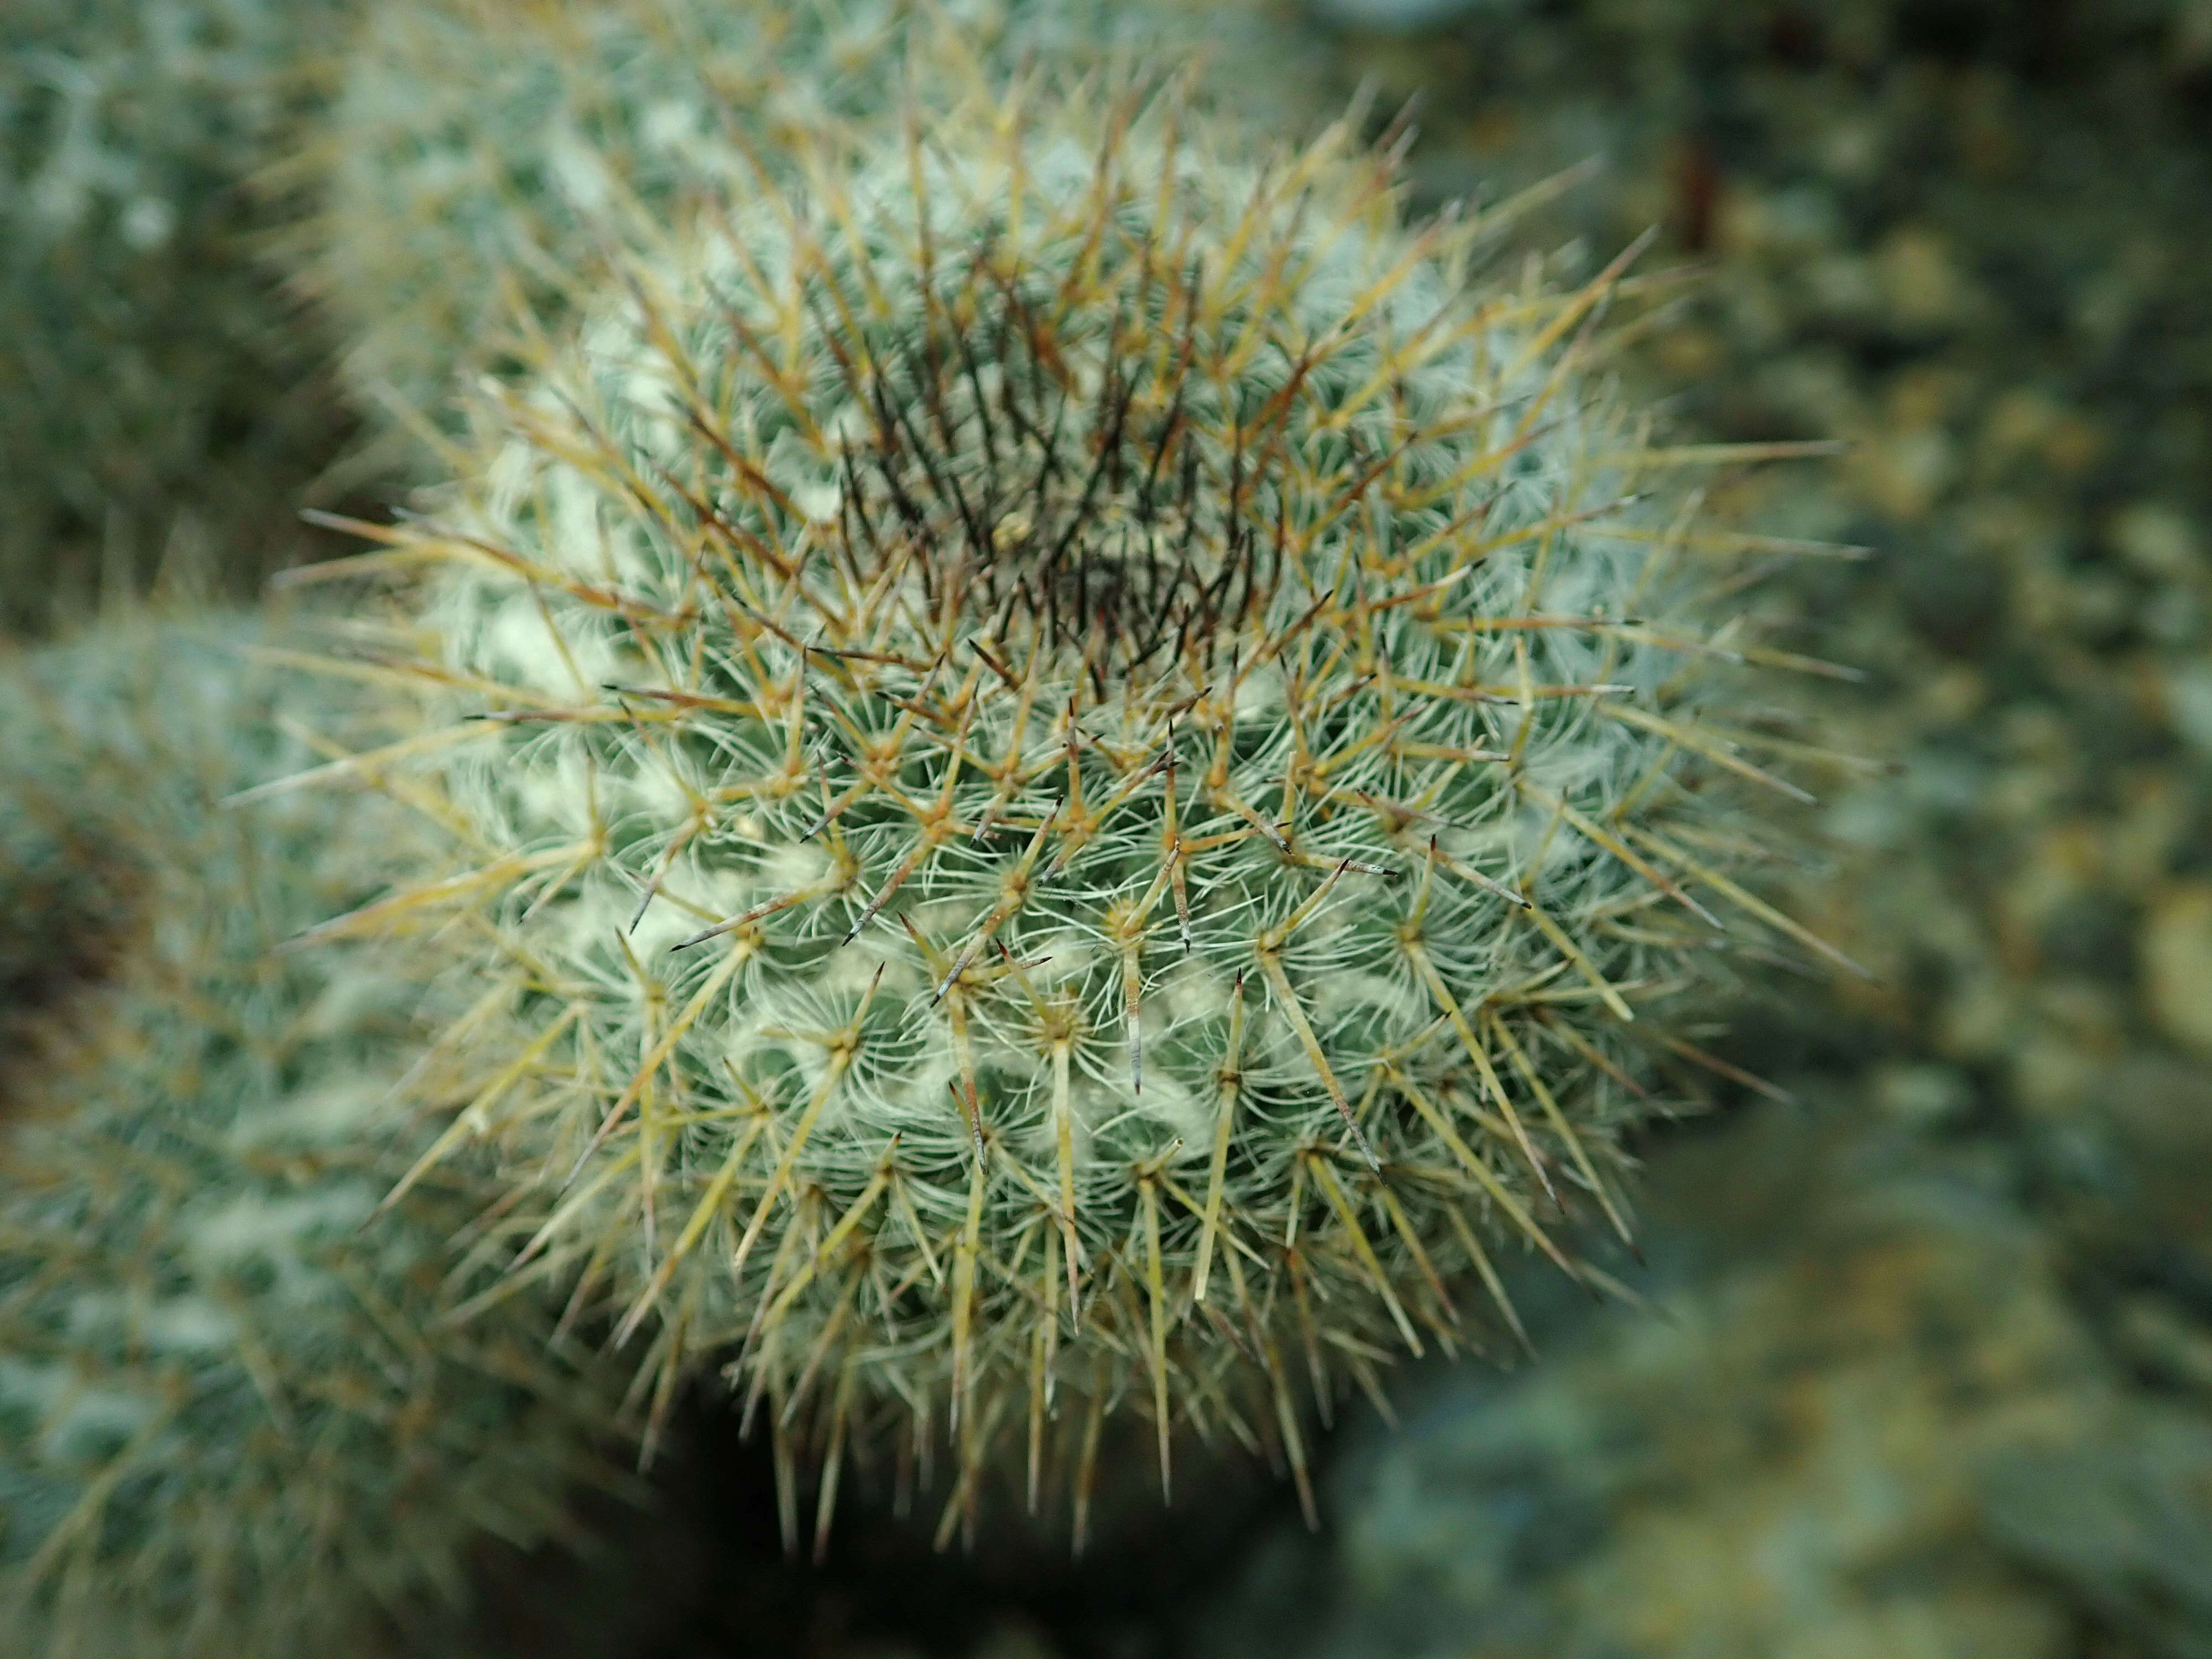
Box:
(314, 56, 1849, 1551)
(278, 0, 1324, 466)
(0, 613, 615, 1655)
(0, 0, 353, 635)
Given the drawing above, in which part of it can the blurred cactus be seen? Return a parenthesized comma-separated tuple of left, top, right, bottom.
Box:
(275, 0, 1324, 471)
(0, 613, 616, 1655)
(0, 0, 357, 635)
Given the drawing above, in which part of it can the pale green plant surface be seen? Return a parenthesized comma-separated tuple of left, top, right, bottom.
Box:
(0, 613, 618, 1656)
(308, 60, 1858, 1550)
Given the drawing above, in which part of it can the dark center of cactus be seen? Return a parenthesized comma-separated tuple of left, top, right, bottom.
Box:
(836, 251, 1280, 693)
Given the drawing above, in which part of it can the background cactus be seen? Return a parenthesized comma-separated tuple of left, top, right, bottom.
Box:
(276, 0, 1325, 471)
(311, 55, 1850, 1550)
(0, 612, 617, 1655)
(0, 0, 354, 636)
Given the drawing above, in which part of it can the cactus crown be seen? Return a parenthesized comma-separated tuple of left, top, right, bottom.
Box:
(322, 55, 1838, 1551)
(840, 248, 1262, 684)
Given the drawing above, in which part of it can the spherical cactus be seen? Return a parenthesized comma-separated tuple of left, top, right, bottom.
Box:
(280, 0, 1324, 466)
(318, 60, 1850, 1550)
(0, 613, 617, 1655)
(0, 0, 352, 634)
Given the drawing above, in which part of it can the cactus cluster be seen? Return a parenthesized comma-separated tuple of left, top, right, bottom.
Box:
(0, 615, 613, 1655)
(0, 0, 350, 633)
(306, 51, 1845, 1550)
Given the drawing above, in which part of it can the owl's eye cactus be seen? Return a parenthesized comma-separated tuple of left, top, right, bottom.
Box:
(324, 61, 1854, 1551)
(0, 615, 614, 1656)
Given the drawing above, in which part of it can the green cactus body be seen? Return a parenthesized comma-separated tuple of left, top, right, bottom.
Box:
(1, 0, 353, 633)
(284, 0, 1323, 461)
(325, 62, 1841, 1548)
(0, 615, 612, 1655)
